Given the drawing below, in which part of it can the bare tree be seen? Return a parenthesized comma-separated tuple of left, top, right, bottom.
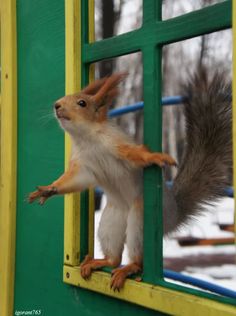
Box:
(99, 1, 115, 78)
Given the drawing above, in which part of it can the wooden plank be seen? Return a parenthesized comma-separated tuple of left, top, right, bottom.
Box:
(142, 0, 161, 25)
(63, 266, 236, 316)
(143, 46, 163, 283)
(64, 0, 81, 266)
(0, 1, 17, 315)
(82, 1, 231, 63)
(157, 0, 232, 45)
(83, 29, 141, 63)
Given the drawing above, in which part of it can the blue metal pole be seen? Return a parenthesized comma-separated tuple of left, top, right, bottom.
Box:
(108, 96, 185, 118)
(164, 269, 236, 299)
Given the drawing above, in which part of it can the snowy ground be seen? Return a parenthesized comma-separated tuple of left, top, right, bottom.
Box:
(163, 197, 236, 291)
(94, 195, 236, 292)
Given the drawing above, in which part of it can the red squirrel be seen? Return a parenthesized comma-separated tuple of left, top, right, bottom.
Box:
(29, 70, 232, 290)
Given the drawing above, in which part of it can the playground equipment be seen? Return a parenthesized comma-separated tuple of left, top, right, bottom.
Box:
(0, 1, 235, 315)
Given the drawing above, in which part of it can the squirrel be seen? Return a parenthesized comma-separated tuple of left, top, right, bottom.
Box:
(28, 69, 232, 290)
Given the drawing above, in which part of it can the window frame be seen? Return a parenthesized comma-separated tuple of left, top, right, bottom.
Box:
(63, 1, 236, 314)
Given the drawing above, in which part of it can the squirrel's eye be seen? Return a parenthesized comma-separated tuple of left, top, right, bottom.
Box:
(77, 99, 87, 107)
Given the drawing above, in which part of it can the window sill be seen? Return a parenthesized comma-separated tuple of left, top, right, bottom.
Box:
(63, 265, 236, 316)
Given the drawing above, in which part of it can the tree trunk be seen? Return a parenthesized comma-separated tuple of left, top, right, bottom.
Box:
(99, 1, 115, 78)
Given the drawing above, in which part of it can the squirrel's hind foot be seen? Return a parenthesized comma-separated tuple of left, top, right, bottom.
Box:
(110, 262, 142, 291)
(80, 255, 120, 280)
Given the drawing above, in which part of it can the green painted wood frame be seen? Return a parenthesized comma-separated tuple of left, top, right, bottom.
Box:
(64, 0, 236, 313)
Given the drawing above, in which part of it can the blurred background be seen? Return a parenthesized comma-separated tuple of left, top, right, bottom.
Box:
(93, 0, 235, 292)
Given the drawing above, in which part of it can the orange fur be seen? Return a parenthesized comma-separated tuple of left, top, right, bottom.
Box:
(52, 74, 127, 126)
(81, 77, 107, 95)
(133, 197, 143, 211)
(52, 160, 80, 192)
(80, 255, 121, 279)
(96, 106, 109, 123)
(93, 73, 127, 106)
(117, 144, 176, 167)
(28, 161, 80, 204)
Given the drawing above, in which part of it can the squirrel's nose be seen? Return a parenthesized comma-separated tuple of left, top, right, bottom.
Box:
(54, 102, 61, 110)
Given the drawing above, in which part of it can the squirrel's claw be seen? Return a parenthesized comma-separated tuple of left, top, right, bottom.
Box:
(152, 153, 177, 168)
(28, 190, 41, 203)
(80, 255, 94, 279)
(38, 196, 48, 205)
(110, 269, 125, 291)
(110, 262, 142, 291)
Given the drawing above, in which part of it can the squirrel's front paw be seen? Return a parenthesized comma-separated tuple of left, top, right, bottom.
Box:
(28, 185, 58, 205)
(153, 153, 177, 168)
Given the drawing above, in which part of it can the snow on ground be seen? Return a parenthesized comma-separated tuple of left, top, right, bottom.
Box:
(163, 198, 236, 291)
(94, 195, 236, 293)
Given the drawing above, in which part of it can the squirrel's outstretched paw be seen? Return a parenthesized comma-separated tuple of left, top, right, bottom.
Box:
(28, 186, 58, 204)
(152, 153, 177, 168)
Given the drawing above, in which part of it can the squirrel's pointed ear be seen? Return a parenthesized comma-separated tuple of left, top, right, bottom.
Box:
(81, 77, 107, 95)
(92, 73, 128, 107)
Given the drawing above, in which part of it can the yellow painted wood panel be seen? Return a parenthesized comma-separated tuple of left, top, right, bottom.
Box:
(0, 0, 17, 315)
(63, 266, 236, 316)
(64, 0, 95, 264)
(64, 0, 81, 266)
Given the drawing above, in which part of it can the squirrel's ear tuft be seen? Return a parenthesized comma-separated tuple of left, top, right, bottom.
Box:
(92, 72, 128, 107)
(81, 77, 107, 95)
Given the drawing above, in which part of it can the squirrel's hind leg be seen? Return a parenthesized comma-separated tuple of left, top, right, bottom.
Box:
(110, 198, 143, 290)
(80, 202, 127, 280)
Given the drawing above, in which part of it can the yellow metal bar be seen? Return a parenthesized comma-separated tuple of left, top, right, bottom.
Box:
(0, 0, 17, 315)
(64, 266, 236, 316)
(64, 0, 81, 266)
(88, 0, 95, 257)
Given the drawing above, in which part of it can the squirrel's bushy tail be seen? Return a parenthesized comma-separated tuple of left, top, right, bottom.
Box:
(164, 68, 232, 234)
